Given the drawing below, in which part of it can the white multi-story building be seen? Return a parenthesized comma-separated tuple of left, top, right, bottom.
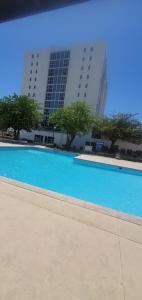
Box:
(21, 43, 107, 120)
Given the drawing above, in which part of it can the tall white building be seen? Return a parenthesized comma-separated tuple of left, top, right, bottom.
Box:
(21, 43, 107, 120)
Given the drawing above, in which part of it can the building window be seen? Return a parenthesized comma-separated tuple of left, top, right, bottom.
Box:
(82, 57, 85, 62)
(32, 54, 34, 58)
(89, 56, 92, 61)
(77, 93, 80, 97)
(85, 84, 88, 88)
(50, 53, 57, 60)
(87, 74, 89, 79)
(45, 136, 54, 144)
(81, 66, 84, 71)
(84, 48, 86, 52)
(33, 93, 35, 97)
(60, 84, 66, 92)
(84, 92, 87, 97)
(29, 85, 31, 89)
(80, 75, 83, 79)
(31, 62, 33, 66)
(34, 135, 43, 143)
(35, 69, 38, 74)
(37, 54, 39, 58)
(44, 101, 50, 108)
(62, 68, 68, 76)
(50, 60, 56, 68)
(36, 62, 38, 66)
(59, 93, 65, 100)
(46, 93, 52, 100)
(64, 51, 70, 59)
(48, 77, 54, 84)
(48, 69, 54, 76)
(78, 83, 81, 88)
(88, 65, 91, 70)
(30, 70, 32, 74)
(63, 60, 69, 67)
(28, 93, 30, 97)
(91, 47, 93, 52)
(47, 85, 52, 92)
(29, 78, 32, 81)
(35, 77, 37, 81)
(34, 85, 36, 89)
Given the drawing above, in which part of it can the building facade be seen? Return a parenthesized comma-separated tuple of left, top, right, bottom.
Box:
(21, 43, 107, 120)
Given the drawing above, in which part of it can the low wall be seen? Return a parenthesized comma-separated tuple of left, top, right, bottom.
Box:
(20, 130, 90, 149)
(116, 140, 142, 151)
(20, 130, 142, 151)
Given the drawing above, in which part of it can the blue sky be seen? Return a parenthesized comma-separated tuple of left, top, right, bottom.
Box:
(0, 0, 142, 118)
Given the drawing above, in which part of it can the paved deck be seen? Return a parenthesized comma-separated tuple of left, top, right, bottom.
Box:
(0, 177, 142, 300)
(77, 154, 142, 171)
(0, 142, 142, 299)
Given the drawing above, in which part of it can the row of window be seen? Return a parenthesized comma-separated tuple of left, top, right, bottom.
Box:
(78, 53, 92, 97)
(80, 65, 91, 71)
(49, 59, 69, 68)
(47, 84, 66, 93)
(45, 100, 64, 108)
(81, 64, 92, 73)
(45, 51, 69, 115)
(45, 92, 65, 101)
(80, 66, 91, 72)
(29, 77, 37, 82)
(82, 56, 92, 62)
(35, 135, 53, 143)
(48, 68, 68, 77)
(80, 74, 90, 80)
(28, 92, 36, 97)
(31, 61, 38, 67)
(31, 53, 39, 58)
(29, 84, 36, 90)
(30, 69, 38, 74)
(78, 83, 88, 89)
(44, 110, 55, 116)
(50, 51, 70, 60)
(83, 46, 94, 52)
(48, 68, 67, 76)
(77, 92, 87, 98)
(34, 135, 54, 144)
(44, 108, 61, 115)
(48, 76, 67, 84)
(81, 65, 91, 71)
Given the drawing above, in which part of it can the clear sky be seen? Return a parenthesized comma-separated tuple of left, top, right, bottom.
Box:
(0, 0, 142, 118)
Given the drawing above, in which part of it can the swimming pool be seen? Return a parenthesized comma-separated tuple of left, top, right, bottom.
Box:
(0, 147, 142, 217)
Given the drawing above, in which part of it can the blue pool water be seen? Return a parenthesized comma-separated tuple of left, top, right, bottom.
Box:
(0, 147, 142, 217)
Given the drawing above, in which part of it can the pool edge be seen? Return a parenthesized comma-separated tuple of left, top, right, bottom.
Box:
(75, 156, 142, 173)
(0, 175, 142, 227)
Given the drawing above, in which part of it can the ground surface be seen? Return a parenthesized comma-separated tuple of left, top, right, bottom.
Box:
(78, 154, 142, 171)
(0, 177, 142, 300)
(0, 142, 142, 299)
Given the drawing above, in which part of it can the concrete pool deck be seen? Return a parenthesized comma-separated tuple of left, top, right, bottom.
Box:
(0, 142, 142, 299)
(77, 154, 142, 171)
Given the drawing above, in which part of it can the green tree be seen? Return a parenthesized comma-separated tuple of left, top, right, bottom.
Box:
(0, 100, 11, 133)
(48, 101, 94, 146)
(0, 94, 42, 139)
(93, 113, 142, 149)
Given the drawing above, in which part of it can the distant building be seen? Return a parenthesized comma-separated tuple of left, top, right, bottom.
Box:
(21, 42, 107, 120)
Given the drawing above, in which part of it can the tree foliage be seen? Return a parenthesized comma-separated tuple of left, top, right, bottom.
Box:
(93, 113, 142, 149)
(48, 101, 94, 146)
(0, 94, 42, 139)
